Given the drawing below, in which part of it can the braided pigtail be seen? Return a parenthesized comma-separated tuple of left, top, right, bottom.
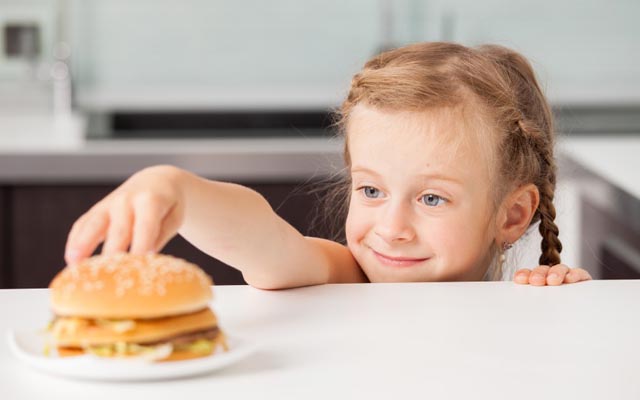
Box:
(537, 179, 562, 266)
(483, 43, 563, 269)
(514, 118, 563, 266)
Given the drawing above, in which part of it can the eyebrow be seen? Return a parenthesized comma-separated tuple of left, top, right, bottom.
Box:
(350, 166, 464, 185)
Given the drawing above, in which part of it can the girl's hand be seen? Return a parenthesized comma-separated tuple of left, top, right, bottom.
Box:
(513, 264, 592, 286)
(64, 165, 186, 264)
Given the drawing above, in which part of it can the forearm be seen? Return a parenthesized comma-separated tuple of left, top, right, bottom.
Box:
(175, 170, 330, 288)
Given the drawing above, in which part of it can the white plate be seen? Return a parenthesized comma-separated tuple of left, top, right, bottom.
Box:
(7, 330, 256, 382)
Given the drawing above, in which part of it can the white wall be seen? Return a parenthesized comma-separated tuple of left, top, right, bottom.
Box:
(428, 0, 640, 104)
(69, 0, 380, 92)
(64, 0, 640, 107)
(4, 1, 638, 108)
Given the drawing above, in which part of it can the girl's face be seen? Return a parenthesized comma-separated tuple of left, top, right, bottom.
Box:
(345, 104, 498, 282)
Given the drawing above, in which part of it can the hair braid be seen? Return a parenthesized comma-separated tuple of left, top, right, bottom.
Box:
(492, 42, 563, 267)
(534, 137, 562, 266)
(515, 118, 562, 266)
(537, 179, 562, 266)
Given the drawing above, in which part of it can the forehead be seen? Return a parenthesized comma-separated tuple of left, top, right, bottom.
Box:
(346, 104, 491, 180)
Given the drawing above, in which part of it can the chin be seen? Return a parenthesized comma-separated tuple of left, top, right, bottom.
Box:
(359, 258, 438, 283)
(360, 254, 478, 283)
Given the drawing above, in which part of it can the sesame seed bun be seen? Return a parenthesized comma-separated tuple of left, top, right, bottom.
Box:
(50, 253, 213, 319)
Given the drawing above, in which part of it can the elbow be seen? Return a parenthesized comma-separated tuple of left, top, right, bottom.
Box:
(242, 272, 293, 290)
(242, 270, 318, 290)
(244, 279, 283, 291)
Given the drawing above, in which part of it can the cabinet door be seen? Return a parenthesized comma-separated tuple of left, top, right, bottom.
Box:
(581, 197, 640, 279)
(11, 185, 114, 288)
(0, 187, 6, 288)
(10, 182, 330, 288)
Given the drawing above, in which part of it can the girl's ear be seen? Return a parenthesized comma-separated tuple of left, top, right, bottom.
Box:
(496, 184, 540, 245)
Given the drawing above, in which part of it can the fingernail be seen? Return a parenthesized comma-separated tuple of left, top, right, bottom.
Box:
(548, 273, 559, 280)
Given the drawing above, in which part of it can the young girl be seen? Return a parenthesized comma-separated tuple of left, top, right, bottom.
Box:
(64, 42, 592, 288)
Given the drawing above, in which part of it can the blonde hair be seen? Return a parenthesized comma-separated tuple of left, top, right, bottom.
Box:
(325, 42, 561, 278)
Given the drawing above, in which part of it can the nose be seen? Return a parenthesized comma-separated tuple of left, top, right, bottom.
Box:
(374, 201, 416, 243)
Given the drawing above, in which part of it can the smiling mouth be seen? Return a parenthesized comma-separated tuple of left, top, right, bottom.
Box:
(371, 250, 429, 267)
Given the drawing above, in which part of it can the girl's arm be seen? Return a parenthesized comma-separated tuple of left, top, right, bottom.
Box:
(178, 171, 367, 287)
(65, 165, 366, 289)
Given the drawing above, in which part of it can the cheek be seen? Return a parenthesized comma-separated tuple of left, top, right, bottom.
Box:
(345, 203, 370, 246)
(431, 210, 494, 263)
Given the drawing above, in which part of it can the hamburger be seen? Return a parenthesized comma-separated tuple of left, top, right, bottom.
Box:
(48, 253, 227, 362)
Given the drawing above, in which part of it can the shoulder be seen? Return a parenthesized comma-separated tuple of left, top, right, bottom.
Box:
(304, 237, 369, 284)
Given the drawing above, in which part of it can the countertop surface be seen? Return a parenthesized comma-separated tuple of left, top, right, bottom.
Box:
(0, 136, 344, 183)
(558, 134, 640, 201)
(1, 281, 639, 399)
(1, 114, 638, 193)
(0, 114, 344, 182)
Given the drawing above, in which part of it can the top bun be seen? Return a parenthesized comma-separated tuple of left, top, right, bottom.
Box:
(50, 253, 213, 319)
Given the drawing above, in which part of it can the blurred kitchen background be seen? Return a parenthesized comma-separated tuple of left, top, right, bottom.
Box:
(0, 0, 639, 288)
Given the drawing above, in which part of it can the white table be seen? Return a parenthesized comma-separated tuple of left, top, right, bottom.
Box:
(1, 281, 639, 399)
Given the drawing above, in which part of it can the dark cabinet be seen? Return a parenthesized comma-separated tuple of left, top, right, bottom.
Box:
(2, 181, 331, 288)
(581, 197, 640, 279)
(11, 185, 113, 288)
(0, 187, 6, 288)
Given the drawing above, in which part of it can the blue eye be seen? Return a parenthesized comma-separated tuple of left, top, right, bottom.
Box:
(421, 194, 446, 207)
(361, 186, 383, 199)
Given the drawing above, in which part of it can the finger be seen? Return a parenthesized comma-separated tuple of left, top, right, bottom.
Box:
(546, 264, 571, 286)
(564, 268, 593, 284)
(65, 216, 87, 264)
(65, 208, 109, 264)
(513, 269, 532, 285)
(102, 197, 134, 255)
(529, 265, 550, 286)
(129, 192, 168, 255)
(153, 206, 183, 252)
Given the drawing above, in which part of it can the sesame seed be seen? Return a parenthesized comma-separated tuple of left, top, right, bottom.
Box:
(59, 253, 211, 298)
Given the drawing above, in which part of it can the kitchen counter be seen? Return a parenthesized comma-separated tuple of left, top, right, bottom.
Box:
(558, 134, 640, 241)
(558, 135, 640, 201)
(0, 136, 344, 183)
(1, 120, 639, 186)
(1, 119, 639, 278)
(0, 114, 344, 183)
(2, 281, 640, 399)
